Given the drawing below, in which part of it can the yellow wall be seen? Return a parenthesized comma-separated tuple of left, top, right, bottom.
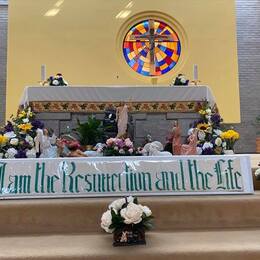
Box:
(7, 0, 240, 122)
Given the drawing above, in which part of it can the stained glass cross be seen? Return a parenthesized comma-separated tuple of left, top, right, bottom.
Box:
(129, 19, 177, 76)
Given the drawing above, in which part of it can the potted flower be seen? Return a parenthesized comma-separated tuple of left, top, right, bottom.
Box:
(73, 116, 104, 149)
(101, 196, 154, 246)
(220, 129, 240, 154)
(103, 137, 135, 156)
(171, 74, 189, 86)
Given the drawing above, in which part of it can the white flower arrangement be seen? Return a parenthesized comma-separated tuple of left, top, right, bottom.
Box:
(171, 74, 189, 86)
(101, 196, 154, 234)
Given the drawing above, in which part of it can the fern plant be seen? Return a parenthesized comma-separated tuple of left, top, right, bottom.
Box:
(74, 116, 104, 146)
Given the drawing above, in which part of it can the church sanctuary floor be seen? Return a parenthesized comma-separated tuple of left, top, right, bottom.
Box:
(0, 192, 260, 259)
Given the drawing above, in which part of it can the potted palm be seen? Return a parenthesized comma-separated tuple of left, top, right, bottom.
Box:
(73, 116, 104, 149)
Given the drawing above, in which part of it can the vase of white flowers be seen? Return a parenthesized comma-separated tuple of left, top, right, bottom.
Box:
(100, 196, 154, 246)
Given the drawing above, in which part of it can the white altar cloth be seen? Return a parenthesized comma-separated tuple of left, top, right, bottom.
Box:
(20, 85, 216, 106)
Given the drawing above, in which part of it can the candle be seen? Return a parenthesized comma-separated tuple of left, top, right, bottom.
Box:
(41, 64, 46, 81)
(193, 64, 198, 81)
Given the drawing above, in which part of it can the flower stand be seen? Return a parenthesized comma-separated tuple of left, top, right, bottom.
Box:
(113, 225, 146, 247)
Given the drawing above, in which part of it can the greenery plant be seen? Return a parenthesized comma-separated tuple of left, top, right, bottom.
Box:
(73, 116, 104, 146)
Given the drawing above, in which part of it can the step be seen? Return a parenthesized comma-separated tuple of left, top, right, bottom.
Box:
(1, 193, 260, 235)
(0, 229, 260, 260)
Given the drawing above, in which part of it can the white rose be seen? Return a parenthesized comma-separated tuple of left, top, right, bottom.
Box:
(206, 109, 212, 115)
(100, 210, 114, 233)
(140, 205, 152, 217)
(202, 142, 213, 150)
(5, 148, 17, 158)
(198, 130, 206, 141)
(109, 196, 134, 212)
(26, 148, 36, 158)
(52, 79, 59, 86)
(22, 118, 29, 123)
(222, 141, 227, 148)
(114, 146, 119, 151)
(120, 202, 143, 224)
(25, 135, 34, 146)
(119, 149, 125, 154)
(4, 131, 16, 139)
(180, 77, 187, 84)
(213, 129, 223, 137)
(10, 138, 19, 146)
(215, 137, 222, 147)
(196, 146, 203, 155)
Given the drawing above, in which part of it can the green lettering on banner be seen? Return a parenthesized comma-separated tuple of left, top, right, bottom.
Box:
(155, 172, 166, 191)
(8, 175, 18, 194)
(85, 174, 92, 192)
(47, 175, 59, 193)
(0, 163, 6, 194)
(18, 175, 31, 194)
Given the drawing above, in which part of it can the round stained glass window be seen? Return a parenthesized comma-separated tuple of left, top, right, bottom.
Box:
(123, 19, 181, 77)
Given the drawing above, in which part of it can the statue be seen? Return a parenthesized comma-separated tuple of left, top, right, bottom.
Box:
(34, 128, 57, 158)
(172, 121, 182, 155)
(116, 102, 128, 138)
(180, 129, 198, 155)
(142, 141, 172, 156)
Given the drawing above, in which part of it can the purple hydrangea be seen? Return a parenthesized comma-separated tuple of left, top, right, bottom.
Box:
(31, 119, 44, 130)
(211, 113, 221, 127)
(4, 121, 14, 132)
(202, 148, 214, 155)
(15, 149, 27, 158)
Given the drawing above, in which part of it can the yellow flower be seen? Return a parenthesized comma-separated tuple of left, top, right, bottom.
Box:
(18, 111, 26, 118)
(199, 110, 206, 115)
(221, 130, 240, 140)
(0, 135, 8, 146)
(18, 123, 32, 132)
(196, 123, 209, 131)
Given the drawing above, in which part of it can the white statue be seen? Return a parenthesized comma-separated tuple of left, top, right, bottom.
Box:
(116, 103, 128, 138)
(142, 141, 172, 156)
(34, 128, 57, 158)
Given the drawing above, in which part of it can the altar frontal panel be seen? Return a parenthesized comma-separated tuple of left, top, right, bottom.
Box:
(0, 155, 253, 199)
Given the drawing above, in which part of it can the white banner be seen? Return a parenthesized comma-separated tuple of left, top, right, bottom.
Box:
(0, 155, 253, 199)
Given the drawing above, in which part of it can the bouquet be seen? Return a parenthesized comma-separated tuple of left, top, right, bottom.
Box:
(171, 74, 189, 86)
(103, 137, 135, 156)
(0, 107, 44, 158)
(46, 73, 68, 86)
(192, 103, 225, 155)
(101, 196, 154, 246)
(220, 129, 240, 150)
(189, 102, 240, 155)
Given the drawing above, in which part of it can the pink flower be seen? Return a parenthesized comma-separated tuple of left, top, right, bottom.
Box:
(125, 138, 133, 148)
(106, 138, 115, 146)
(128, 148, 134, 154)
(115, 138, 124, 148)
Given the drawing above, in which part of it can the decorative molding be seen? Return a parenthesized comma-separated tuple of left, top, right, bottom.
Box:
(30, 101, 202, 113)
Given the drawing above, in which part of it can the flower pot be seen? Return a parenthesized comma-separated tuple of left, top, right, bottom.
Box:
(113, 225, 146, 247)
(224, 149, 234, 155)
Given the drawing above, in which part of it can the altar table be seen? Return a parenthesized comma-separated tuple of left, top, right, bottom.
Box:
(20, 85, 215, 113)
(19, 85, 216, 145)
